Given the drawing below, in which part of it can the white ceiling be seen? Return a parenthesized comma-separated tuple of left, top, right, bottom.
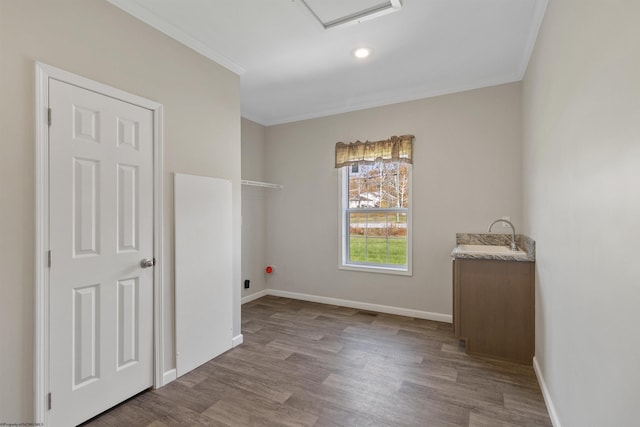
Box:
(108, 0, 547, 126)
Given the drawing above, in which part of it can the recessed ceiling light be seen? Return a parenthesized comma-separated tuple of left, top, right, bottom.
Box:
(353, 48, 371, 59)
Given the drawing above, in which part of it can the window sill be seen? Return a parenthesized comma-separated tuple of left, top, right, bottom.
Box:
(339, 263, 412, 276)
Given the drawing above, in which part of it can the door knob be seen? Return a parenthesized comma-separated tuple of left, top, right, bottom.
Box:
(140, 258, 155, 268)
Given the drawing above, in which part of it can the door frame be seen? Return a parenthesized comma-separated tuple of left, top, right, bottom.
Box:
(34, 62, 165, 424)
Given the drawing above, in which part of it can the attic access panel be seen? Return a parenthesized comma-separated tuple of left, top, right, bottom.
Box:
(301, 0, 402, 29)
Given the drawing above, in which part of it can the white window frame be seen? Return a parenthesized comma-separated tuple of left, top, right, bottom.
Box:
(338, 163, 412, 276)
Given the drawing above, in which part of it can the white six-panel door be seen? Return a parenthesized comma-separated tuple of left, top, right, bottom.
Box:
(48, 79, 154, 426)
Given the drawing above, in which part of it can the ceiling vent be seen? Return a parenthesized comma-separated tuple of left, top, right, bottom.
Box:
(300, 0, 402, 30)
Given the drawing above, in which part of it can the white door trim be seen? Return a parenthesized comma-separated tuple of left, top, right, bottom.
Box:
(34, 62, 165, 424)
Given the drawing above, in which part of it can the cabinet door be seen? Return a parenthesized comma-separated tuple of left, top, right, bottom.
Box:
(456, 259, 534, 364)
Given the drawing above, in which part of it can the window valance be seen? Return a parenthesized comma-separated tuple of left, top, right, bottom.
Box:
(335, 135, 414, 168)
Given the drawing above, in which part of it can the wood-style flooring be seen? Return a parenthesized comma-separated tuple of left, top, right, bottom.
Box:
(83, 296, 551, 426)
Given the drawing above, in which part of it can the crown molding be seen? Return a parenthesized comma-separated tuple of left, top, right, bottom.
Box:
(244, 74, 522, 126)
(107, 0, 245, 75)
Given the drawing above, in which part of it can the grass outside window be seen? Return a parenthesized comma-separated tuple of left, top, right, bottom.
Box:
(349, 236, 407, 265)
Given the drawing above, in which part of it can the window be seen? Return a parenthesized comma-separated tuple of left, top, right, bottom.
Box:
(340, 161, 412, 274)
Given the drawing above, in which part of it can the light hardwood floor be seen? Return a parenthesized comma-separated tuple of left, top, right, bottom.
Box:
(83, 296, 551, 426)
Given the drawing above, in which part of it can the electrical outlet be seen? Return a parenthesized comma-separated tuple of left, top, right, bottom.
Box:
(502, 216, 511, 227)
(244, 279, 250, 289)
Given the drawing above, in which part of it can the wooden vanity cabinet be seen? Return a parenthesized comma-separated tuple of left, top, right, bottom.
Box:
(453, 258, 534, 364)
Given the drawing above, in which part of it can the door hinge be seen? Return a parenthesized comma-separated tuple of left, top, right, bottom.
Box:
(47, 108, 52, 127)
(48, 250, 52, 268)
(47, 392, 52, 410)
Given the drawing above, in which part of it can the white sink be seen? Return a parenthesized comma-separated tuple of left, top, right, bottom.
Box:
(455, 244, 527, 256)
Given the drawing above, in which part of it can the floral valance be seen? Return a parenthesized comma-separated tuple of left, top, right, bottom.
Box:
(335, 135, 414, 168)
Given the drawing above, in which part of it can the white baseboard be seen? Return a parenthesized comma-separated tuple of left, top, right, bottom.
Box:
(241, 289, 268, 304)
(232, 334, 244, 347)
(264, 289, 452, 323)
(162, 368, 177, 386)
(533, 356, 561, 427)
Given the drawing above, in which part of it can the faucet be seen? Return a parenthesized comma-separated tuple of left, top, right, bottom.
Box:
(488, 219, 518, 251)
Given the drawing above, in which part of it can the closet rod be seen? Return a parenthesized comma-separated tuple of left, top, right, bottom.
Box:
(241, 179, 283, 189)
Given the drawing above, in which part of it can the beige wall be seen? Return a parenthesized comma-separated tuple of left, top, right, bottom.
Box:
(523, 1, 640, 425)
(264, 83, 522, 317)
(241, 118, 268, 298)
(0, 0, 241, 422)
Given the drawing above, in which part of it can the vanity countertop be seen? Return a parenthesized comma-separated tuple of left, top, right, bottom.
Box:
(451, 233, 535, 262)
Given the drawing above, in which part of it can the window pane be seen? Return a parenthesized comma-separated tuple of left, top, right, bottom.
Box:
(380, 163, 396, 208)
(388, 212, 407, 237)
(387, 212, 407, 265)
(398, 163, 409, 208)
(348, 212, 367, 262)
(349, 236, 367, 262)
(367, 211, 387, 237)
